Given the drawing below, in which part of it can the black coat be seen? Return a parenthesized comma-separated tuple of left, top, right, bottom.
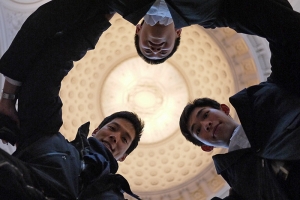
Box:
(212, 81, 300, 200)
(0, 0, 139, 199)
(13, 132, 81, 199)
(6, 121, 140, 200)
(12, 122, 119, 199)
(110, 0, 300, 92)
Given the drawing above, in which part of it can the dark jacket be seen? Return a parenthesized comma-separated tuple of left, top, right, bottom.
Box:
(13, 131, 81, 199)
(107, 0, 221, 29)
(12, 122, 139, 200)
(211, 81, 300, 200)
(0, 0, 139, 199)
(0, 0, 112, 82)
(110, 0, 300, 92)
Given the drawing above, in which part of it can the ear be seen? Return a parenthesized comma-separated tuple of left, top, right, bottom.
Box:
(136, 24, 142, 34)
(91, 128, 99, 137)
(201, 145, 214, 152)
(117, 154, 128, 162)
(175, 28, 182, 37)
(220, 104, 230, 115)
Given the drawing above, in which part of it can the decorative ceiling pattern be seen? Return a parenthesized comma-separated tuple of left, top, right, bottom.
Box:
(101, 57, 188, 144)
(59, 17, 237, 198)
(1, 0, 298, 199)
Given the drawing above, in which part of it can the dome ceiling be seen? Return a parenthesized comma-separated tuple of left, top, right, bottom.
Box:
(1, 0, 298, 199)
(59, 17, 238, 197)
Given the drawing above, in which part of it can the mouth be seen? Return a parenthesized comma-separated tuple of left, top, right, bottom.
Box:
(149, 41, 164, 46)
(213, 123, 220, 138)
(102, 140, 113, 153)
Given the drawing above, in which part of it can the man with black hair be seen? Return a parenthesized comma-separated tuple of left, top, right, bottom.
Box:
(0, 111, 143, 199)
(134, 0, 182, 64)
(1, 0, 299, 69)
(180, 93, 300, 199)
(178, 0, 300, 197)
(131, 0, 300, 71)
(0, 0, 144, 199)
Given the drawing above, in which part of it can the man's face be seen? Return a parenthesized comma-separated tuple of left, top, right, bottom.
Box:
(136, 22, 181, 60)
(92, 118, 136, 161)
(187, 105, 238, 148)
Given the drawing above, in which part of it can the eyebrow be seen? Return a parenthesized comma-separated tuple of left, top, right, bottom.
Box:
(190, 108, 205, 135)
(110, 121, 133, 141)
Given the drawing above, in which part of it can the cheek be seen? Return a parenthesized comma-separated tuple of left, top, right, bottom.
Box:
(199, 133, 211, 143)
(138, 33, 147, 44)
(121, 143, 129, 152)
(165, 40, 174, 50)
(194, 134, 205, 143)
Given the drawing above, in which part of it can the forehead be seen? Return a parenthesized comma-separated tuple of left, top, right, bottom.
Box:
(108, 118, 135, 136)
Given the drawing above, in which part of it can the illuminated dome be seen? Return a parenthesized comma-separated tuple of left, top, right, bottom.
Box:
(101, 57, 189, 143)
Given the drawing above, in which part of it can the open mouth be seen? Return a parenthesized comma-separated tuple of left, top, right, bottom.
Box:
(149, 41, 164, 47)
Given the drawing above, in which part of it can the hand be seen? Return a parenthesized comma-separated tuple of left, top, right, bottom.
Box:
(0, 98, 20, 145)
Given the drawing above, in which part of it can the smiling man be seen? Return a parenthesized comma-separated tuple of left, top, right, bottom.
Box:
(0, 108, 144, 199)
(0, 0, 144, 198)
(177, 0, 300, 198)
(0, 80, 144, 199)
(180, 96, 300, 200)
(91, 114, 140, 161)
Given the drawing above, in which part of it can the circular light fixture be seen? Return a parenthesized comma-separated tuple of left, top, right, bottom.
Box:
(101, 57, 189, 144)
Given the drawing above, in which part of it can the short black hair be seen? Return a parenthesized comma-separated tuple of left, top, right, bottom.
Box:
(179, 98, 220, 146)
(98, 111, 144, 155)
(134, 21, 181, 64)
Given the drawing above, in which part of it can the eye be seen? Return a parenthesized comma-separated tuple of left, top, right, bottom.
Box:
(203, 111, 209, 119)
(196, 128, 200, 136)
(144, 49, 152, 54)
(108, 125, 116, 131)
(160, 50, 168, 55)
(122, 137, 128, 144)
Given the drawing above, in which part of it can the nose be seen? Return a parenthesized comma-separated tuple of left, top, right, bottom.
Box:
(204, 121, 212, 132)
(109, 132, 121, 143)
(149, 41, 164, 54)
(150, 45, 162, 54)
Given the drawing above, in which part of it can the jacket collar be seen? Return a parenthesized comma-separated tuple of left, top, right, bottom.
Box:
(88, 137, 118, 173)
(229, 88, 259, 151)
(111, 0, 189, 28)
(72, 122, 118, 173)
(165, 0, 189, 28)
(212, 148, 251, 174)
(111, 0, 154, 25)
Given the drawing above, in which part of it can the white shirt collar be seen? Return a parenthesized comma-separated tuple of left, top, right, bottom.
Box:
(228, 125, 251, 152)
(144, 0, 173, 26)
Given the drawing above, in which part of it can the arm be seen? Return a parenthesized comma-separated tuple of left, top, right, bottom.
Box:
(0, 1, 113, 139)
(0, 0, 113, 82)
